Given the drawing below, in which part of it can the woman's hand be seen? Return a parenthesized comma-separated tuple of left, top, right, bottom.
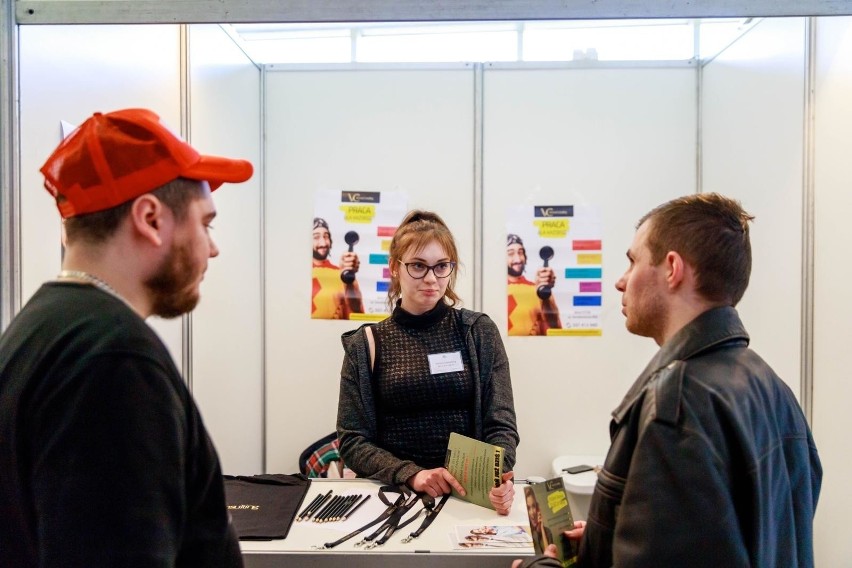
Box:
(489, 471, 515, 515)
(408, 468, 465, 498)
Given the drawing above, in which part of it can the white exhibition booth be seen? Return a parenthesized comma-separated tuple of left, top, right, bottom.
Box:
(2, 1, 851, 564)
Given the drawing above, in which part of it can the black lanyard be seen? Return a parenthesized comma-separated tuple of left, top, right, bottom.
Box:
(358, 491, 422, 549)
(313, 485, 408, 550)
(400, 492, 450, 543)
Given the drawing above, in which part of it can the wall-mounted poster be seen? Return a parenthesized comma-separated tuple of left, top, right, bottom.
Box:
(506, 204, 603, 336)
(312, 190, 407, 321)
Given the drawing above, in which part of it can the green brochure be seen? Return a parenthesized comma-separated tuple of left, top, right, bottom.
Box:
(523, 477, 578, 567)
(444, 432, 504, 510)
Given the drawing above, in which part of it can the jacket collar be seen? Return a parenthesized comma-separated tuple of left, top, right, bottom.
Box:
(611, 306, 750, 424)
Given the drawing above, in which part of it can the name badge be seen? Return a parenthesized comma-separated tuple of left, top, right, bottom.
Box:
(428, 351, 464, 375)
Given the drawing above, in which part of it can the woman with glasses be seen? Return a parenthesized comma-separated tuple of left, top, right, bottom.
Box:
(337, 210, 519, 515)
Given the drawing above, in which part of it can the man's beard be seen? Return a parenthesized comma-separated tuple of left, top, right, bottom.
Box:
(626, 290, 668, 342)
(313, 248, 329, 261)
(146, 240, 201, 319)
(507, 263, 525, 278)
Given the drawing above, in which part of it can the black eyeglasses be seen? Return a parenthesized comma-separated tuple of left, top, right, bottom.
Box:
(400, 261, 456, 279)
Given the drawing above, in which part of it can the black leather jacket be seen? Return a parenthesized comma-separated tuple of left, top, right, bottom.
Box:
(519, 307, 822, 568)
(581, 307, 822, 567)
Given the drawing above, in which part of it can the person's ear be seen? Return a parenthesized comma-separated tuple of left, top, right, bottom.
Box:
(129, 194, 167, 247)
(665, 250, 686, 290)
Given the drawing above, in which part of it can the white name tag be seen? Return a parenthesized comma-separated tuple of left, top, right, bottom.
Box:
(428, 351, 464, 375)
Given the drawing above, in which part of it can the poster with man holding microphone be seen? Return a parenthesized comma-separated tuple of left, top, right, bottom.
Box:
(506, 204, 602, 336)
(312, 190, 407, 320)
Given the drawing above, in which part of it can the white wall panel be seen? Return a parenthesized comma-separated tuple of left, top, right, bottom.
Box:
(812, 15, 852, 567)
(702, 17, 806, 396)
(262, 64, 695, 477)
(482, 66, 696, 476)
(188, 24, 262, 474)
(18, 24, 184, 362)
(264, 67, 476, 473)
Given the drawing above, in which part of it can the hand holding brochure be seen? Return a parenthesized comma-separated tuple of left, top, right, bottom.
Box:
(523, 477, 578, 567)
(444, 432, 504, 510)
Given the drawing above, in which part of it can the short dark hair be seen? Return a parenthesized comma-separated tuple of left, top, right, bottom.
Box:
(64, 177, 207, 244)
(639, 192, 755, 306)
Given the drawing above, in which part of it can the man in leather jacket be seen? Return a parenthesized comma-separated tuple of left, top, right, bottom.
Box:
(515, 193, 821, 568)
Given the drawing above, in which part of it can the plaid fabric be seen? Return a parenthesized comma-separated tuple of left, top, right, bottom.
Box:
(303, 438, 341, 478)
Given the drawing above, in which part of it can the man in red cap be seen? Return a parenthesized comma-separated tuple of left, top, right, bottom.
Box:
(0, 108, 253, 567)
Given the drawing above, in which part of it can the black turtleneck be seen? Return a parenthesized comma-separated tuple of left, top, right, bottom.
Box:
(371, 299, 474, 469)
(390, 299, 449, 329)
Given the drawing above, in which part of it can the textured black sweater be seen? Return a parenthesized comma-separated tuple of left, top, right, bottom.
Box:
(337, 304, 519, 485)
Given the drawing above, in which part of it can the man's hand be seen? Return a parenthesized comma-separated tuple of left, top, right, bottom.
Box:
(408, 468, 465, 498)
(511, 544, 558, 568)
(340, 252, 360, 276)
(489, 471, 515, 515)
(534, 265, 561, 331)
(534, 266, 556, 289)
(509, 521, 586, 568)
(564, 520, 586, 541)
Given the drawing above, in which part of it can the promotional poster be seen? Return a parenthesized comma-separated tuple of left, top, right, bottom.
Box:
(506, 204, 603, 336)
(312, 190, 407, 321)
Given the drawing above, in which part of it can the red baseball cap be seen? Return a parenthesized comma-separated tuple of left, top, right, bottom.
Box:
(40, 108, 254, 218)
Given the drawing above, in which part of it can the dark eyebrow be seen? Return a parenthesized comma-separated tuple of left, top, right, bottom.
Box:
(407, 256, 451, 263)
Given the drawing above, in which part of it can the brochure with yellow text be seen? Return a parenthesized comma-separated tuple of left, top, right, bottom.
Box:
(444, 432, 504, 510)
(523, 477, 578, 567)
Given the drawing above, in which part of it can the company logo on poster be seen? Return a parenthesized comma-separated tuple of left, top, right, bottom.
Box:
(341, 191, 381, 204)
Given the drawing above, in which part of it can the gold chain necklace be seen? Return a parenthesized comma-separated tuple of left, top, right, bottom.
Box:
(56, 270, 130, 307)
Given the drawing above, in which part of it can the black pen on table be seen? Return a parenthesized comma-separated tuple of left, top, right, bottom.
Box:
(323, 494, 351, 523)
(341, 494, 363, 520)
(315, 495, 343, 523)
(304, 489, 333, 521)
(310, 491, 336, 521)
(296, 492, 324, 521)
(311, 495, 334, 523)
(332, 494, 359, 522)
(329, 495, 357, 522)
(341, 494, 371, 521)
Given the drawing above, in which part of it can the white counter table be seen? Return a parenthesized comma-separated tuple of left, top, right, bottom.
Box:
(240, 478, 537, 568)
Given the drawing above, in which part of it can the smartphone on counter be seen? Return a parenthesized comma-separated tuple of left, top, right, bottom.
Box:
(562, 464, 595, 475)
